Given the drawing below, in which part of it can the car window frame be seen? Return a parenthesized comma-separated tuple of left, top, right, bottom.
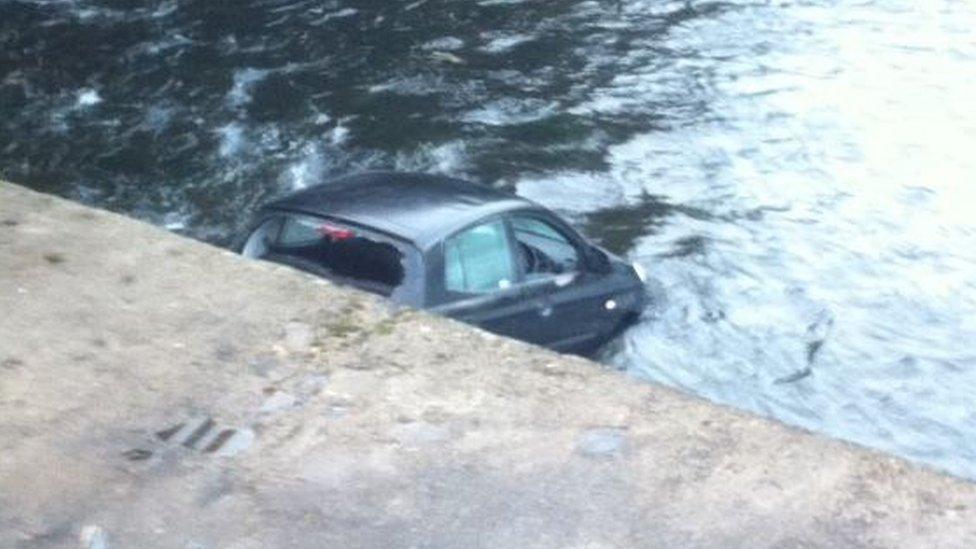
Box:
(239, 214, 285, 257)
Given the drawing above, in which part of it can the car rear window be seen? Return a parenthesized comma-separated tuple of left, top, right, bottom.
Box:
(244, 214, 407, 296)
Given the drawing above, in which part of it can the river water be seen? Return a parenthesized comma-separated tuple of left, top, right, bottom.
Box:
(2, 0, 975, 478)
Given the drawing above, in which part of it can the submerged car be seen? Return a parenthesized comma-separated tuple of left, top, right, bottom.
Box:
(240, 172, 647, 354)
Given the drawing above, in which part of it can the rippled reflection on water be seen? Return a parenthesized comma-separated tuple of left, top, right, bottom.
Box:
(2, 0, 975, 477)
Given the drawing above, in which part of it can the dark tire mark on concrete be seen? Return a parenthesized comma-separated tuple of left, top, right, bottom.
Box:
(181, 418, 216, 449)
(203, 429, 237, 453)
(122, 448, 153, 461)
(156, 423, 185, 441)
(1, 357, 24, 369)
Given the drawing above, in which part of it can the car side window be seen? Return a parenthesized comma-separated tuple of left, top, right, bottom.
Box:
(511, 215, 580, 279)
(444, 219, 515, 294)
(247, 214, 408, 297)
(278, 215, 322, 246)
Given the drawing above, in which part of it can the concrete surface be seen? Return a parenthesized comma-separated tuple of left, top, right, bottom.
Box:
(1, 181, 975, 549)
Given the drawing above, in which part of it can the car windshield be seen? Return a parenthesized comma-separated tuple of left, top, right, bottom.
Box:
(243, 213, 407, 296)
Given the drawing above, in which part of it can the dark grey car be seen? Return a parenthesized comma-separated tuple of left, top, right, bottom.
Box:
(240, 172, 647, 354)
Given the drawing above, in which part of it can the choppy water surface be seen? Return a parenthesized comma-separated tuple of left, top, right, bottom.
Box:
(2, 0, 975, 477)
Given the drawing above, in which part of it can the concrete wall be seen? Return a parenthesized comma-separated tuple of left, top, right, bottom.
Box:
(1, 181, 974, 549)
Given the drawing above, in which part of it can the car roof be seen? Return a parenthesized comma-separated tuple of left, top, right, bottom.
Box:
(264, 171, 536, 249)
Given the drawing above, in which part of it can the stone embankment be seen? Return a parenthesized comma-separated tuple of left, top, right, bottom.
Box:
(1, 181, 974, 548)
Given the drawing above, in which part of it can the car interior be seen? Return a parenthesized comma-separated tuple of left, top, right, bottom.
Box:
(510, 216, 580, 280)
(248, 215, 407, 296)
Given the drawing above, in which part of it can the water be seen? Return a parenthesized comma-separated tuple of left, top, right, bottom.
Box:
(2, 0, 975, 477)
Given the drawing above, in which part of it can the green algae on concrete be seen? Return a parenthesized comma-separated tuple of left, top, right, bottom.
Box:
(1, 180, 975, 549)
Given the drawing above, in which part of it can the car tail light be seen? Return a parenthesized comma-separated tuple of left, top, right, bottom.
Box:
(318, 223, 355, 242)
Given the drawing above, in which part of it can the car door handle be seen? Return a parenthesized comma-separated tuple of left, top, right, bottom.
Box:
(538, 305, 553, 318)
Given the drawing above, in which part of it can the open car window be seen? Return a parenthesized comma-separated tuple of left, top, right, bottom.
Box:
(243, 214, 409, 297)
(510, 215, 581, 280)
(444, 219, 515, 294)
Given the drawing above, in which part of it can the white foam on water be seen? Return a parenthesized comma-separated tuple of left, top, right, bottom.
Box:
(329, 122, 351, 146)
(227, 68, 269, 108)
(151, 0, 178, 18)
(76, 89, 102, 107)
(216, 122, 246, 158)
(75, 7, 122, 22)
(143, 33, 192, 55)
(144, 104, 174, 134)
(162, 211, 189, 231)
(420, 36, 465, 51)
(516, 172, 625, 214)
(256, 125, 282, 152)
(514, 127, 713, 217)
(461, 97, 557, 126)
(395, 141, 468, 175)
(309, 8, 357, 25)
(368, 75, 446, 96)
(480, 33, 535, 54)
(404, 0, 429, 11)
(285, 143, 326, 190)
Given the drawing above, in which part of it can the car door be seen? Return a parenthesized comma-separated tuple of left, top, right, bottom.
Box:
(428, 218, 552, 345)
(507, 212, 624, 352)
